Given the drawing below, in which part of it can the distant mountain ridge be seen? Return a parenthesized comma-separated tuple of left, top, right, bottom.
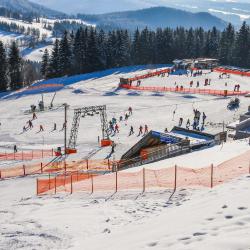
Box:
(78, 7, 227, 30)
(0, 0, 64, 18)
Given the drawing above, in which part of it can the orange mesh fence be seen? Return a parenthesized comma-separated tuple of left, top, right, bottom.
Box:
(128, 69, 171, 82)
(37, 172, 96, 195)
(0, 158, 113, 180)
(37, 150, 250, 195)
(0, 149, 54, 161)
(214, 67, 250, 77)
(120, 84, 249, 96)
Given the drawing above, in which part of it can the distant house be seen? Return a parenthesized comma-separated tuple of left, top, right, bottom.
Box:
(173, 58, 219, 70)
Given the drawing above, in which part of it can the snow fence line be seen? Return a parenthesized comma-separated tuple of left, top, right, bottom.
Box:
(214, 67, 250, 77)
(120, 84, 249, 97)
(0, 149, 54, 162)
(0, 158, 112, 179)
(127, 68, 171, 82)
(37, 150, 250, 195)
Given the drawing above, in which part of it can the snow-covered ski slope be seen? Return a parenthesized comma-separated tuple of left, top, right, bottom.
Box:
(0, 16, 94, 62)
(0, 64, 250, 249)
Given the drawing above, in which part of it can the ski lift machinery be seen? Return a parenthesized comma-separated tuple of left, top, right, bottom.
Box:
(67, 105, 111, 153)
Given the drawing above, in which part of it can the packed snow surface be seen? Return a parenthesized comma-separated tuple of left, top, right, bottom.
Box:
(0, 65, 250, 249)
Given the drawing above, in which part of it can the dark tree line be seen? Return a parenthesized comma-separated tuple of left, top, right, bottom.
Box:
(39, 22, 250, 79)
(0, 41, 22, 92)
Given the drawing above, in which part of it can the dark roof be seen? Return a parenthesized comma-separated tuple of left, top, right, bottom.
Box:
(121, 130, 181, 160)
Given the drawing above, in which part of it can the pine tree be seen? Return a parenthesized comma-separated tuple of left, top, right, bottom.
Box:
(97, 29, 107, 70)
(132, 29, 141, 65)
(41, 48, 49, 78)
(185, 28, 196, 58)
(0, 41, 8, 92)
(73, 28, 84, 74)
(8, 41, 22, 90)
(233, 22, 249, 67)
(59, 31, 72, 76)
(86, 28, 101, 72)
(48, 39, 60, 78)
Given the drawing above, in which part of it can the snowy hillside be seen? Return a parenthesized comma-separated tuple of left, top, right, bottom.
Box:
(0, 16, 94, 62)
(0, 65, 250, 249)
(30, 0, 250, 25)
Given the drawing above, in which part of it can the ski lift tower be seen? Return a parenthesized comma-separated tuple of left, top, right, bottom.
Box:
(67, 105, 111, 153)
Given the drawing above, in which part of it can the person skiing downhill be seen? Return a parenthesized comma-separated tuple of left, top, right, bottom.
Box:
(114, 124, 119, 133)
(138, 125, 143, 136)
(39, 125, 44, 132)
(129, 126, 134, 136)
(202, 112, 207, 124)
(179, 117, 183, 127)
(128, 107, 133, 116)
(32, 112, 37, 120)
(28, 120, 33, 129)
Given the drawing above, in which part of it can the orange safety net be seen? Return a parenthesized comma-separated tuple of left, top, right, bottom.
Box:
(0, 149, 54, 161)
(37, 150, 250, 195)
(120, 84, 249, 96)
(214, 67, 250, 77)
(0, 158, 113, 179)
(37, 172, 96, 195)
(128, 69, 171, 82)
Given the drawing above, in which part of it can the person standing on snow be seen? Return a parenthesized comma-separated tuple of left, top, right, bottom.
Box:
(32, 112, 37, 120)
(179, 117, 183, 127)
(28, 120, 33, 129)
(114, 124, 119, 134)
(144, 125, 149, 134)
(39, 125, 44, 132)
(128, 107, 133, 116)
(186, 119, 190, 129)
(129, 126, 134, 136)
(202, 112, 207, 124)
(14, 145, 17, 153)
(138, 125, 143, 136)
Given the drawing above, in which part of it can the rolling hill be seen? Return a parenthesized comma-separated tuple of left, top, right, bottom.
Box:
(79, 7, 227, 30)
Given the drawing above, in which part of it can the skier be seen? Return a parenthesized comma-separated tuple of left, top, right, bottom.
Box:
(186, 119, 190, 129)
(14, 145, 17, 153)
(23, 126, 26, 133)
(61, 122, 66, 131)
(125, 113, 129, 121)
(112, 117, 117, 124)
(53, 123, 57, 131)
(109, 122, 114, 132)
(128, 107, 133, 116)
(39, 125, 44, 132)
(144, 125, 149, 134)
(179, 117, 183, 127)
(111, 141, 116, 154)
(138, 125, 143, 136)
(202, 112, 207, 124)
(32, 112, 37, 120)
(196, 81, 200, 88)
(28, 120, 33, 129)
(119, 116, 123, 122)
(114, 124, 119, 133)
(129, 126, 134, 136)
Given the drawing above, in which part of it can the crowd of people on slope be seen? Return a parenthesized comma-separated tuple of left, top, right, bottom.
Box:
(178, 109, 207, 131)
(108, 106, 149, 138)
(129, 68, 243, 94)
(22, 112, 66, 134)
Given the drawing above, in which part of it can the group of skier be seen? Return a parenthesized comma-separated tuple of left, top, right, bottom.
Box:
(108, 107, 149, 138)
(22, 112, 66, 133)
(178, 109, 207, 131)
(233, 84, 241, 92)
